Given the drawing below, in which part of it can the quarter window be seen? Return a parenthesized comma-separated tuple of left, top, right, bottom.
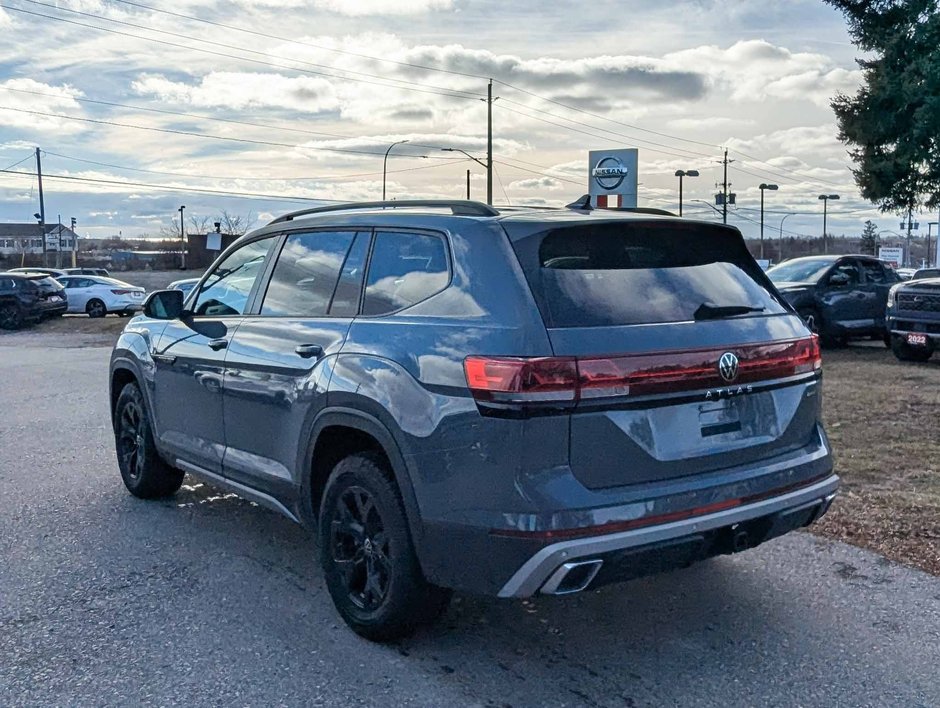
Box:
(362, 231, 449, 316)
(261, 231, 361, 317)
(860, 260, 888, 284)
(193, 237, 275, 316)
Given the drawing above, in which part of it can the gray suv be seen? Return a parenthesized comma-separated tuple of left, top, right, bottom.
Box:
(109, 200, 838, 640)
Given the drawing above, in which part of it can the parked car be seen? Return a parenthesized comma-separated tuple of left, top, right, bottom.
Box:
(109, 199, 837, 641)
(766, 255, 900, 346)
(896, 267, 916, 280)
(63, 267, 111, 277)
(9, 272, 69, 319)
(885, 275, 940, 362)
(911, 267, 940, 281)
(168, 277, 200, 298)
(6, 266, 68, 279)
(58, 275, 145, 317)
(0, 272, 43, 329)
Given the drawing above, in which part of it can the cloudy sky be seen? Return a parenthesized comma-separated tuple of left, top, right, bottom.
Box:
(0, 0, 921, 245)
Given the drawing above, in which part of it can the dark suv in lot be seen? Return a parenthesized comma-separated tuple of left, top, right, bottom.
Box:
(0, 273, 43, 329)
(110, 200, 838, 640)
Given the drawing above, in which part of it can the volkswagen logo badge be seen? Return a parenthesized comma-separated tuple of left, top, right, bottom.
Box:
(718, 352, 739, 383)
(591, 156, 628, 191)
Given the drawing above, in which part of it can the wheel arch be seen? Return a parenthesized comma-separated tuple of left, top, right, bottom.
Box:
(302, 408, 426, 555)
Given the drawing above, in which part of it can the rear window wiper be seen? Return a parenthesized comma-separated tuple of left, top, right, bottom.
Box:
(693, 303, 766, 320)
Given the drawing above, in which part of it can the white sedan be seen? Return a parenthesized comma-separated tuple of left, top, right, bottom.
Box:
(57, 275, 146, 317)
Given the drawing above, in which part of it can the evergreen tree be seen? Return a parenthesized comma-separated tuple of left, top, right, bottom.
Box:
(826, 1, 940, 213)
(859, 220, 879, 255)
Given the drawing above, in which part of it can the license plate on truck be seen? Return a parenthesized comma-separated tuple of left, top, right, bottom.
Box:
(907, 333, 928, 347)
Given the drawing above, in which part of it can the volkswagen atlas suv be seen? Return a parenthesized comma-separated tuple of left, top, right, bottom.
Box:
(109, 199, 838, 641)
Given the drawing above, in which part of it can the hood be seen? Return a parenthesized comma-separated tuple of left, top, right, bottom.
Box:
(772, 281, 815, 292)
(899, 277, 940, 292)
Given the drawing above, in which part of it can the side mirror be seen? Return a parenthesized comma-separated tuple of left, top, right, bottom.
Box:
(828, 272, 851, 287)
(143, 289, 185, 320)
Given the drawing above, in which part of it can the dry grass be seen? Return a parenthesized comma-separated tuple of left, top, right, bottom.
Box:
(814, 343, 940, 575)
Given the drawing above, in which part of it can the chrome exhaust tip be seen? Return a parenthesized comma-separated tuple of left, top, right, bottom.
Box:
(540, 559, 604, 595)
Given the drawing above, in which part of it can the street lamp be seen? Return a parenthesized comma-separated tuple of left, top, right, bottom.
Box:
(381, 140, 410, 201)
(818, 194, 839, 254)
(759, 183, 778, 260)
(674, 169, 699, 217)
(441, 148, 490, 203)
(778, 212, 795, 262)
(178, 205, 186, 270)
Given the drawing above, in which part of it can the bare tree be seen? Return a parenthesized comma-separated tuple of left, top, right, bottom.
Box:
(159, 214, 214, 239)
(218, 209, 256, 237)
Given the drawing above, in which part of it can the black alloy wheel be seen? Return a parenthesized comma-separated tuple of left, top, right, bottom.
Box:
(117, 396, 146, 484)
(330, 486, 391, 612)
(87, 299, 106, 318)
(0, 302, 22, 330)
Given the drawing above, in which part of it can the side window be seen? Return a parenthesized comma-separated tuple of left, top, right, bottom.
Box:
(362, 231, 449, 316)
(861, 261, 888, 284)
(260, 231, 358, 317)
(193, 237, 275, 317)
(329, 231, 371, 317)
(829, 261, 860, 286)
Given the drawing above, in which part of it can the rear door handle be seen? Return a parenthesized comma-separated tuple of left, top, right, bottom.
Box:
(295, 343, 323, 359)
(207, 338, 228, 351)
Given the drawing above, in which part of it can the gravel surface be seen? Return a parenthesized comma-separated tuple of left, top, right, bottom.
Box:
(1, 343, 939, 707)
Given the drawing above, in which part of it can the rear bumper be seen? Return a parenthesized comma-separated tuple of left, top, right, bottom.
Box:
(38, 299, 67, 316)
(496, 473, 838, 597)
(887, 315, 940, 342)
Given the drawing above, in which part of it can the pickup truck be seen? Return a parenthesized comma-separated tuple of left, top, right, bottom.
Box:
(885, 277, 940, 362)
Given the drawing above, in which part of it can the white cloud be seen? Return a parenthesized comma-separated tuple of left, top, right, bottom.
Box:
(0, 79, 85, 134)
(312, 0, 453, 15)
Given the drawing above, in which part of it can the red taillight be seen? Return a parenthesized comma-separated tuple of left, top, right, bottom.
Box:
(111, 289, 134, 295)
(463, 356, 578, 404)
(464, 336, 821, 409)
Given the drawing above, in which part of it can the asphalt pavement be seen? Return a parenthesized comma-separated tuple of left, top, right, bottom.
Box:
(1, 341, 939, 707)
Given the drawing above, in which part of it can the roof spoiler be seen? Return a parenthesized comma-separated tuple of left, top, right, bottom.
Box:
(564, 195, 677, 217)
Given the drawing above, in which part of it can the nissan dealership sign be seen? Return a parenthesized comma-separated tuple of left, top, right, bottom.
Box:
(588, 148, 638, 208)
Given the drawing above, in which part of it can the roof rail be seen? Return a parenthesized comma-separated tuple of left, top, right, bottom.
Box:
(268, 199, 500, 225)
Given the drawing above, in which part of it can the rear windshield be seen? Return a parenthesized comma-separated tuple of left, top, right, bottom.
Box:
(507, 221, 786, 328)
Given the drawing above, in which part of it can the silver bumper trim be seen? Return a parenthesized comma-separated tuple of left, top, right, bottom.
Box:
(497, 474, 839, 598)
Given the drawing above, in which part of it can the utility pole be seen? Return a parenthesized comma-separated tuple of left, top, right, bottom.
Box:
(178, 205, 186, 270)
(466, 169, 471, 200)
(35, 147, 46, 266)
(722, 149, 729, 224)
(70, 217, 77, 268)
(759, 184, 778, 261)
(486, 79, 493, 206)
(56, 214, 63, 268)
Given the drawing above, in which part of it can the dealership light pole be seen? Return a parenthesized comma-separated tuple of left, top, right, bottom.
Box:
(70, 217, 77, 268)
(818, 194, 839, 254)
(441, 148, 490, 203)
(777, 212, 795, 262)
(178, 205, 186, 270)
(759, 183, 778, 260)
(674, 169, 699, 216)
(382, 140, 410, 201)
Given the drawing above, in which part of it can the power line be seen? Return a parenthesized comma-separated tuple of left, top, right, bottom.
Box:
(41, 150, 469, 182)
(499, 97, 716, 160)
(730, 147, 846, 189)
(0, 105, 458, 159)
(496, 102, 722, 162)
(493, 80, 721, 150)
(493, 159, 584, 187)
(106, 0, 488, 82)
(0, 151, 35, 172)
(0, 168, 333, 203)
(6, 1, 483, 101)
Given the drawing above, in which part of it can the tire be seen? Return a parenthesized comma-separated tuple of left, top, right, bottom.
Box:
(113, 382, 184, 498)
(0, 302, 23, 330)
(319, 454, 451, 641)
(890, 334, 933, 363)
(86, 298, 107, 318)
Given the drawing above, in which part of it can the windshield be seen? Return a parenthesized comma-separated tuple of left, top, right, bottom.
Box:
(767, 259, 833, 284)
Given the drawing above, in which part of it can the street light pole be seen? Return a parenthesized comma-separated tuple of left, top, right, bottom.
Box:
(466, 169, 471, 200)
(778, 212, 795, 262)
(759, 183, 778, 261)
(818, 194, 840, 254)
(441, 148, 489, 202)
(178, 205, 186, 270)
(382, 140, 410, 201)
(674, 169, 699, 216)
